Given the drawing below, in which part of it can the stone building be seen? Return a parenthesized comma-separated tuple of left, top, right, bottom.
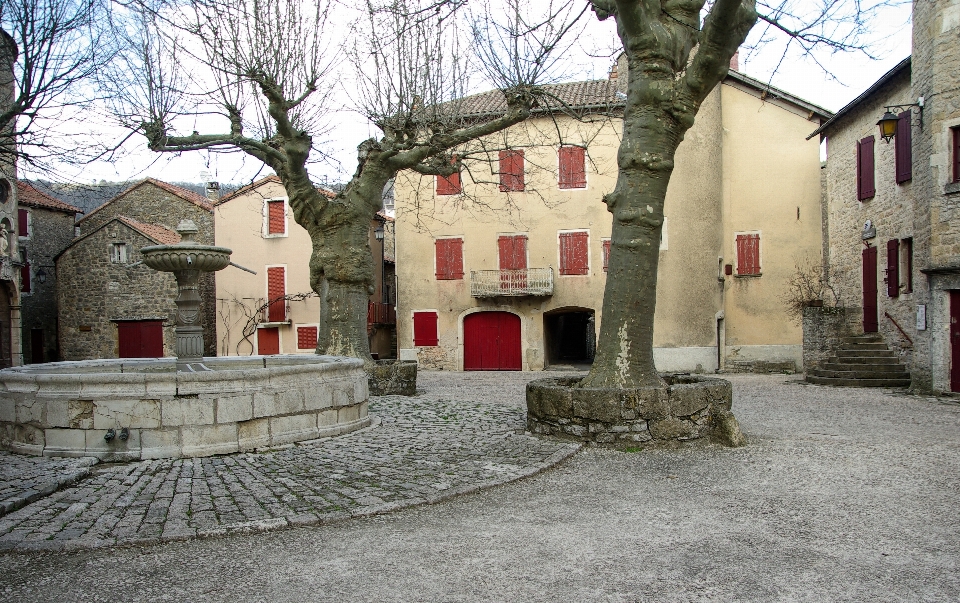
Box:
(16, 181, 81, 363)
(57, 179, 216, 360)
(214, 176, 396, 358)
(810, 0, 960, 393)
(0, 30, 21, 368)
(393, 58, 831, 372)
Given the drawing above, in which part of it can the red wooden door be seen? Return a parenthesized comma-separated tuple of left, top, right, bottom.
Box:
(463, 312, 521, 371)
(118, 321, 164, 358)
(862, 246, 878, 333)
(951, 291, 960, 392)
(258, 327, 280, 355)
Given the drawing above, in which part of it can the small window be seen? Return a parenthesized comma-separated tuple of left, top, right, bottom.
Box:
(296, 325, 318, 350)
(901, 237, 913, 293)
(436, 156, 462, 195)
(435, 237, 464, 280)
(857, 136, 876, 201)
(886, 239, 900, 298)
(110, 243, 129, 264)
(413, 311, 438, 346)
(559, 231, 589, 275)
(895, 112, 912, 184)
(258, 327, 280, 355)
(263, 199, 287, 237)
(499, 150, 525, 192)
(266, 265, 286, 322)
(558, 146, 586, 189)
(17, 208, 30, 239)
(601, 239, 610, 272)
(735, 233, 761, 276)
(953, 127, 960, 183)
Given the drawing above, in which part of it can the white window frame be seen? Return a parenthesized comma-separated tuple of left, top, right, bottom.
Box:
(295, 323, 320, 351)
(110, 242, 130, 264)
(264, 264, 288, 323)
(557, 228, 591, 276)
(733, 230, 763, 276)
(262, 197, 289, 238)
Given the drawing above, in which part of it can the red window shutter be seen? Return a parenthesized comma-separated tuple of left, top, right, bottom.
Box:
(895, 112, 912, 184)
(17, 209, 27, 236)
(297, 325, 318, 349)
(499, 150, 525, 192)
(258, 327, 280, 355)
(858, 136, 876, 200)
(886, 238, 900, 297)
(953, 127, 960, 183)
(267, 266, 286, 322)
(435, 238, 463, 280)
(736, 234, 760, 275)
(498, 235, 527, 270)
(436, 156, 462, 195)
(902, 237, 913, 293)
(413, 311, 438, 346)
(602, 239, 611, 272)
(20, 261, 29, 293)
(267, 200, 285, 235)
(558, 146, 586, 189)
(559, 232, 589, 275)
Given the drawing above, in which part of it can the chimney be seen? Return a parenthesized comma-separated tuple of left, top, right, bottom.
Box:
(205, 181, 220, 202)
(729, 51, 739, 72)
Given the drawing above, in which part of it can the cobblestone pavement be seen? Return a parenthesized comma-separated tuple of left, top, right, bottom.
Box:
(0, 372, 579, 552)
(0, 455, 97, 518)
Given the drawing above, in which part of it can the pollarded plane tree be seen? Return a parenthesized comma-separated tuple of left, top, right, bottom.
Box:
(114, 0, 585, 360)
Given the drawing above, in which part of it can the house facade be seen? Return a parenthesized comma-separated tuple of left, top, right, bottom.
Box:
(214, 176, 397, 358)
(393, 61, 831, 372)
(812, 0, 960, 392)
(0, 30, 21, 368)
(17, 182, 81, 363)
(57, 179, 216, 360)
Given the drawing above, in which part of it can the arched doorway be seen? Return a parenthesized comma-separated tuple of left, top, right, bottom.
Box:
(463, 311, 521, 371)
(543, 307, 595, 368)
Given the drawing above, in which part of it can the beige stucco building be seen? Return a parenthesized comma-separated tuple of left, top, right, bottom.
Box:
(214, 176, 396, 358)
(393, 62, 831, 372)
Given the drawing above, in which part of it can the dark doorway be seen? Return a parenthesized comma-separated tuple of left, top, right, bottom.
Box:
(544, 308, 595, 367)
(951, 290, 960, 392)
(862, 246, 878, 332)
(30, 328, 43, 364)
(117, 321, 164, 358)
(463, 311, 522, 371)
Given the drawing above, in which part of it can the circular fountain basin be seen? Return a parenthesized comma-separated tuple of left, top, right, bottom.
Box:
(0, 355, 371, 461)
(140, 243, 233, 272)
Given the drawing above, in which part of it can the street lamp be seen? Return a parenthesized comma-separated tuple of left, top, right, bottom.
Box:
(877, 98, 924, 143)
(374, 225, 384, 241)
(35, 267, 47, 284)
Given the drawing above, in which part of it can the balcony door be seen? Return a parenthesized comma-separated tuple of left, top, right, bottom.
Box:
(498, 235, 527, 291)
(464, 311, 521, 370)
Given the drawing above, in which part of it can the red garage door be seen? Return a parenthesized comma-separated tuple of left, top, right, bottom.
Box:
(463, 312, 521, 371)
(117, 321, 164, 358)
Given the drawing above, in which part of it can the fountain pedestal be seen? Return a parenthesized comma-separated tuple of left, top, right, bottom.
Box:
(171, 268, 205, 370)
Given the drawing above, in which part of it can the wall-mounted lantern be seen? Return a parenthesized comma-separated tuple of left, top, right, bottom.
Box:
(877, 97, 924, 143)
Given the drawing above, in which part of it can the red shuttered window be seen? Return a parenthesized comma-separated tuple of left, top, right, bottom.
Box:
(558, 146, 586, 189)
(602, 239, 611, 272)
(736, 233, 761, 275)
(499, 150, 525, 192)
(267, 200, 285, 235)
(886, 239, 900, 298)
(297, 325, 318, 349)
(435, 238, 464, 280)
(857, 136, 876, 200)
(498, 235, 527, 270)
(413, 311, 438, 346)
(895, 112, 912, 184)
(267, 266, 286, 322)
(436, 156, 462, 195)
(17, 208, 28, 238)
(559, 231, 589, 275)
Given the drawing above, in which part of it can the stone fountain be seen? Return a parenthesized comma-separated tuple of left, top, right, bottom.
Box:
(0, 221, 371, 461)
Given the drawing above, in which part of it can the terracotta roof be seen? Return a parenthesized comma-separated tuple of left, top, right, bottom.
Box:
(77, 178, 213, 225)
(116, 216, 181, 245)
(454, 80, 622, 117)
(217, 174, 337, 205)
(16, 181, 81, 214)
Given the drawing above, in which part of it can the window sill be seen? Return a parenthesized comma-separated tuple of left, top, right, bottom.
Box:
(258, 320, 291, 328)
(262, 234, 289, 239)
(944, 181, 960, 195)
(734, 273, 762, 278)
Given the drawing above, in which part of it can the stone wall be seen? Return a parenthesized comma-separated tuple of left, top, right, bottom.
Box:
(801, 306, 862, 371)
(21, 208, 76, 362)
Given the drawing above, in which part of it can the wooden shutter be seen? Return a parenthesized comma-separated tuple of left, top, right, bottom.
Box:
(857, 136, 876, 200)
(258, 327, 280, 355)
(297, 325, 318, 349)
(435, 238, 464, 280)
(267, 200, 285, 235)
(498, 235, 527, 270)
(436, 157, 462, 195)
(559, 146, 586, 189)
(736, 234, 760, 275)
(602, 239, 611, 272)
(902, 237, 913, 293)
(559, 231, 589, 275)
(895, 112, 912, 184)
(20, 261, 29, 293)
(413, 311, 438, 346)
(953, 127, 960, 183)
(886, 238, 900, 297)
(499, 150, 525, 192)
(17, 209, 27, 237)
(267, 266, 286, 322)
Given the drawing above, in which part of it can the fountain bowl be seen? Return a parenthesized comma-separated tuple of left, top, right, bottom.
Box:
(141, 244, 233, 272)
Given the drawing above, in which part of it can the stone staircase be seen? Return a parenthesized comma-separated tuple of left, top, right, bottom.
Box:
(806, 333, 911, 387)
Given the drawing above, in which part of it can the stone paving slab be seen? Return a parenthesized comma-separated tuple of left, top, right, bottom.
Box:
(0, 388, 579, 552)
(0, 454, 97, 518)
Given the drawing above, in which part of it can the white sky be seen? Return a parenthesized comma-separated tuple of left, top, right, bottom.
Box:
(44, 2, 914, 186)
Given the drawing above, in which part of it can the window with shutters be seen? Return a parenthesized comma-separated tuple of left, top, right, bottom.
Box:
(257, 327, 280, 355)
(296, 325, 318, 350)
(17, 208, 30, 239)
(263, 198, 288, 237)
(601, 239, 610, 272)
(558, 146, 586, 189)
(856, 136, 876, 201)
(436, 156, 462, 195)
(901, 237, 913, 294)
(435, 237, 464, 280)
(735, 233, 761, 276)
(559, 230, 589, 275)
(412, 311, 438, 346)
(498, 235, 527, 270)
(266, 265, 286, 322)
(499, 150, 525, 192)
(953, 127, 960, 183)
(895, 112, 912, 184)
(886, 239, 900, 298)
(110, 243, 129, 264)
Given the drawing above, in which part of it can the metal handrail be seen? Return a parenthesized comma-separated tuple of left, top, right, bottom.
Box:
(470, 267, 554, 297)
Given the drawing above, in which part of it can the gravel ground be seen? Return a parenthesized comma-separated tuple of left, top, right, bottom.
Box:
(1, 372, 959, 602)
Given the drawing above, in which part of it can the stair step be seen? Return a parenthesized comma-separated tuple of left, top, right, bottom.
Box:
(829, 356, 903, 366)
(841, 334, 883, 343)
(838, 342, 890, 351)
(805, 375, 912, 387)
(821, 362, 907, 373)
(837, 349, 897, 359)
(808, 368, 911, 380)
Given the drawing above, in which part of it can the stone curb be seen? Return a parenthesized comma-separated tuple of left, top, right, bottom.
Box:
(2, 439, 582, 553)
(0, 458, 98, 520)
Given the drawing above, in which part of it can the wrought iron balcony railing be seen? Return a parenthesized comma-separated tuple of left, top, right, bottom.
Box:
(470, 268, 554, 297)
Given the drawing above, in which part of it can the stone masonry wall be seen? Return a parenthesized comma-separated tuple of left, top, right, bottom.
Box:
(21, 208, 76, 362)
(802, 306, 862, 371)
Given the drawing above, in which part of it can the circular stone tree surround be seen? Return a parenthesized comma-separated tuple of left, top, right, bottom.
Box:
(526, 374, 745, 447)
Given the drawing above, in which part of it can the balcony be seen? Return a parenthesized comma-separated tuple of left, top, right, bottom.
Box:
(367, 301, 396, 325)
(470, 268, 554, 297)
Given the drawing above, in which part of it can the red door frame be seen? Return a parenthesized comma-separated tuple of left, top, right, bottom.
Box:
(950, 291, 960, 392)
(862, 246, 878, 333)
(463, 312, 521, 371)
